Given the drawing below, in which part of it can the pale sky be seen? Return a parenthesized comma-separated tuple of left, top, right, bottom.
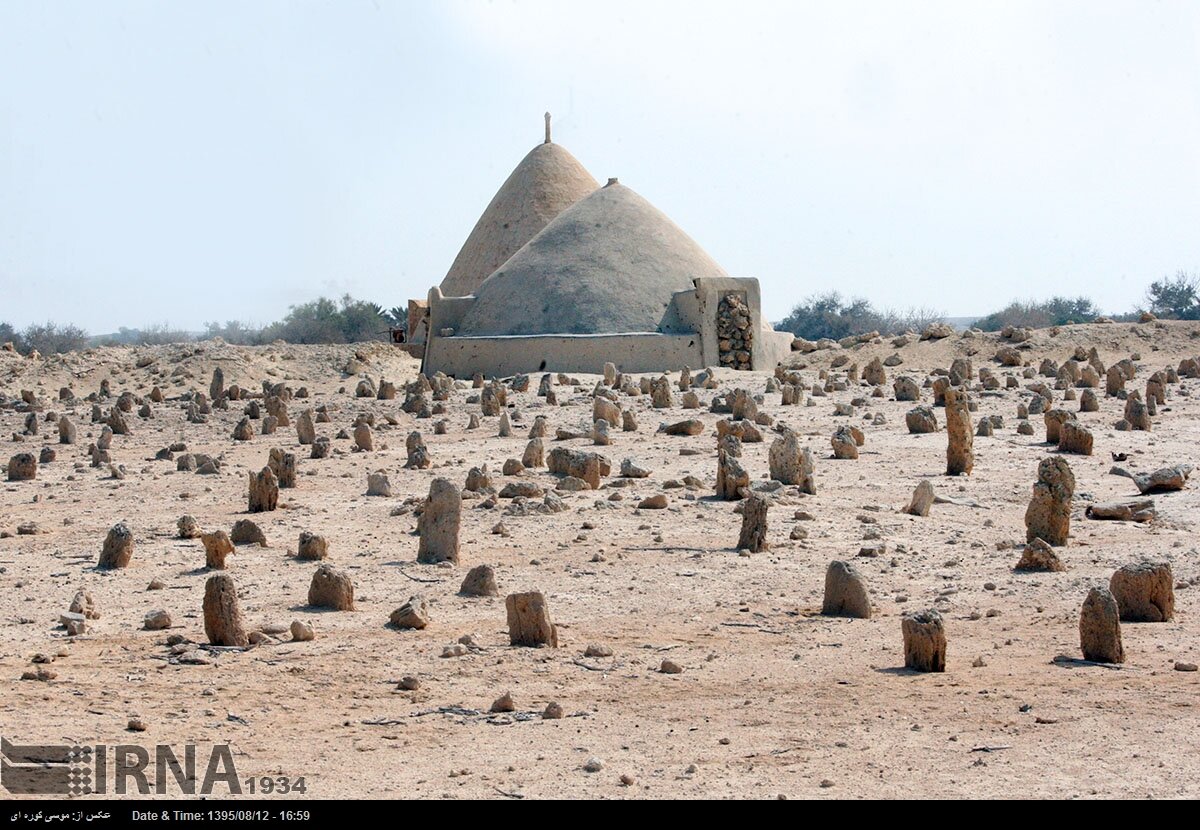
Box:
(1, 1, 1198, 331)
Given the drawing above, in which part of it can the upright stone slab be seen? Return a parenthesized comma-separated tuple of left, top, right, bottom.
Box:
(416, 478, 462, 564)
(1109, 562, 1174, 622)
(308, 564, 355, 611)
(297, 531, 329, 561)
(821, 561, 871, 619)
(904, 480, 935, 517)
(296, 409, 316, 445)
(177, 515, 201, 539)
(944, 387, 973, 475)
(831, 426, 858, 460)
(203, 573, 248, 647)
(405, 432, 431, 469)
(1014, 537, 1065, 572)
(265, 395, 290, 427)
(768, 429, 815, 493)
(353, 423, 374, 451)
(1025, 457, 1074, 546)
(894, 376, 920, 402)
(522, 438, 545, 469)
(58, 416, 77, 445)
(268, 448, 297, 488)
(650, 376, 674, 409)
(546, 448, 609, 489)
(1080, 587, 1124, 663)
(209, 367, 225, 402)
(906, 406, 937, 434)
(1106, 365, 1125, 396)
(1043, 409, 1075, 444)
(232, 417, 254, 441)
(481, 384, 501, 416)
(593, 396, 621, 426)
(389, 596, 429, 630)
(506, 591, 558, 647)
(1124, 393, 1151, 431)
(716, 436, 748, 500)
(863, 357, 886, 386)
(6, 453, 36, 482)
(248, 467, 279, 513)
(366, 471, 392, 497)
(460, 564, 499, 597)
(98, 522, 134, 569)
(201, 530, 233, 569)
(902, 609, 946, 672)
(737, 493, 769, 552)
(1057, 421, 1093, 456)
(310, 437, 331, 459)
(230, 519, 267, 546)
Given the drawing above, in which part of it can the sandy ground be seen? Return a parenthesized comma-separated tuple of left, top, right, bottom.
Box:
(1, 322, 1199, 800)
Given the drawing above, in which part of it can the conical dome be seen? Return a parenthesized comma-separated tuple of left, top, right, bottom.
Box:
(457, 181, 729, 337)
(439, 140, 599, 298)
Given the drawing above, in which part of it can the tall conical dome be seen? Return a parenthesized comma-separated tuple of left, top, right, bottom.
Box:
(439, 123, 598, 299)
(457, 180, 729, 337)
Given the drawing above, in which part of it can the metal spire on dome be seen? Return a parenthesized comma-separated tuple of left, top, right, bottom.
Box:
(544, 112, 552, 144)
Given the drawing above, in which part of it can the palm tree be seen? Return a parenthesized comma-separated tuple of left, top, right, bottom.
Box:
(385, 306, 408, 330)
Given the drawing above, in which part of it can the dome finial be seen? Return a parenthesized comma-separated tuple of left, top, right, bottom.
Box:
(544, 112, 552, 144)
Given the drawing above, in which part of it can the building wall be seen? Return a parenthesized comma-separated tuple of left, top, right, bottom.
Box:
(755, 326, 796, 369)
(420, 278, 793, 378)
(406, 299, 429, 344)
(423, 331, 704, 378)
(688, 277, 793, 371)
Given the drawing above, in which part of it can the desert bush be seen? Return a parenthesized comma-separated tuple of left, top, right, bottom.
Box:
(99, 324, 196, 346)
(262, 295, 388, 344)
(16, 322, 90, 355)
(0, 322, 23, 352)
(202, 320, 268, 345)
(974, 296, 1100, 331)
(1143, 271, 1200, 320)
(205, 295, 390, 345)
(777, 292, 944, 340)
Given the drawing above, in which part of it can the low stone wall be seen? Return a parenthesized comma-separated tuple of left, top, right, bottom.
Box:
(756, 326, 795, 369)
(423, 332, 704, 378)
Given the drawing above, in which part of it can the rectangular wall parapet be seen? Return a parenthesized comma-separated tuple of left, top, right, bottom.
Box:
(424, 331, 703, 379)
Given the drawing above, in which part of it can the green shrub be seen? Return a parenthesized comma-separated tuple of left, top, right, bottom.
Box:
(1143, 271, 1200, 320)
(776, 292, 943, 340)
(974, 297, 1100, 331)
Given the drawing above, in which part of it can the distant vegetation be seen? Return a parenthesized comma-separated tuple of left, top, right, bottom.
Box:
(1142, 271, 1200, 321)
(204, 296, 406, 346)
(775, 292, 945, 341)
(97, 323, 199, 347)
(776, 271, 1200, 342)
(0, 295, 407, 356)
(972, 296, 1102, 331)
(4, 273, 1199, 357)
(0, 321, 90, 356)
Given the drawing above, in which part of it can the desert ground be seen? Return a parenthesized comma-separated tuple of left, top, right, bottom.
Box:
(2, 321, 1198, 800)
